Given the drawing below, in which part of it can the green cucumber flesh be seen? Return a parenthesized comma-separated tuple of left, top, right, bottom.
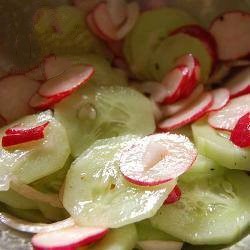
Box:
(63, 135, 176, 228)
(151, 170, 250, 245)
(55, 86, 155, 156)
(149, 33, 212, 82)
(0, 111, 70, 189)
(90, 224, 137, 250)
(191, 120, 250, 170)
(124, 7, 196, 79)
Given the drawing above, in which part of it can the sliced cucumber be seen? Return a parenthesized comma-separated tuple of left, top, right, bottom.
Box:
(0, 111, 70, 190)
(192, 120, 250, 170)
(151, 170, 250, 245)
(124, 7, 196, 79)
(136, 220, 177, 241)
(0, 189, 38, 210)
(63, 135, 176, 228)
(90, 224, 137, 250)
(55, 86, 155, 156)
(149, 33, 212, 82)
(181, 154, 225, 182)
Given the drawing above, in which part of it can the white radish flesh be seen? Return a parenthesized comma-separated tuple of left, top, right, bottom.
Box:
(208, 94, 250, 131)
(159, 92, 212, 131)
(207, 88, 230, 112)
(119, 133, 197, 186)
(25, 66, 45, 81)
(210, 11, 250, 60)
(107, 0, 127, 26)
(0, 75, 40, 122)
(32, 226, 108, 250)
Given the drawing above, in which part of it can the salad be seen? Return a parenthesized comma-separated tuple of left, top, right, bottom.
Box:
(0, 0, 249, 249)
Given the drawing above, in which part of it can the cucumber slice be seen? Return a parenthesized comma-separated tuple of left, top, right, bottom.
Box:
(90, 224, 137, 250)
(136, 220, 177, 241)
(55, 86, 155, 156)
(151, 170, 250, 245)
(149, 33, 212, 82)
(191, 120, 250, 170)
(124, 7, 196, 79)
(0, 189, 38, 210)
(0, 111, 70, 190)
(63, 135, 176, 228)
(181, 154, 225, 182)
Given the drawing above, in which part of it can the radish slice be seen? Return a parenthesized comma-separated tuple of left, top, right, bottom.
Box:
(116, 2, 139, 40)
(175, 54, 200, 97)
(44, 55, 73, 80)
(0, 75, 40, 123)
(29, 94, 59, 110)
(32, 226, 108, 250)
(137, 241, 183, 250)
(208, 94, 250, 131)
(119, 133, 197, 186)
(10, 178, 62, 208)
(164, 185, 181, 205)
(107, 0, 127, 26)
(207, 88, 230, 112)
(210, 11, 250, 60)
(230, 112, 250, 148)
(225, 67, 250, 98)
(152, 66, 190, 104)
(39, 64, 94, 98)
(0, 212, 74, 234)
(93, 3, 118, 41)
(25, 66, 45, 81)
(172, 25, 218, 63)
(86, 12, 109, 40)
(161, 85, 204, 117)
(159, 92, 212, 131)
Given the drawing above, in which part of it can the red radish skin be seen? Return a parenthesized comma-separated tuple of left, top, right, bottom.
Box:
(152, 66, 190, 104)
(0, 75, 40, 123)
(161, 84, 204, 117)
(210, 11, 250, 60)
(207, 88, 230, 112)
(164, 186, 181, 205)
(93, 3, 118, 41)
(159, 92, 213, 131)
(171, 25, 218, 63)
(32, 226, 108, 250)
(39, 65, 94, 98)
(5, 122, 49, 135)
(230, 112, 250, 148)
(29, 94, 59, 111)
(225, 67, 250, 98)
(120, 133, 197, 186)
(175, 54, 200, 98)
(44, 55, 73, 80)
(208, 94, 250, 131)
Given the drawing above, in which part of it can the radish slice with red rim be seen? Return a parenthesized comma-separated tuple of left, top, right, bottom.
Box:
(119, 133, 197, 186)
(25, 66, 45, 81)
(44, 55, 73, 80)
(159, 92, 212, 131)
(0, 212, 75, 234)
(0, 75, 40, 123)
(164, 185, 181, 205)
(152, 66, 189, 104)
(225, 67, 250, 98)
(210, 11, 250, 61)
(107, 0, 127, 26)
(230, 112, 250, 148)
(93, 2, 118, 41)
(207, 88, 230, 112)
(161, 85, 204, 117)
(32, 226, 108, 250)
(39, 64, 94, 98)
(29, 94, 59, 110)
(172, 25, 218, 63)
(208, 94, 250, 131)
(116, 2, 139, 40)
